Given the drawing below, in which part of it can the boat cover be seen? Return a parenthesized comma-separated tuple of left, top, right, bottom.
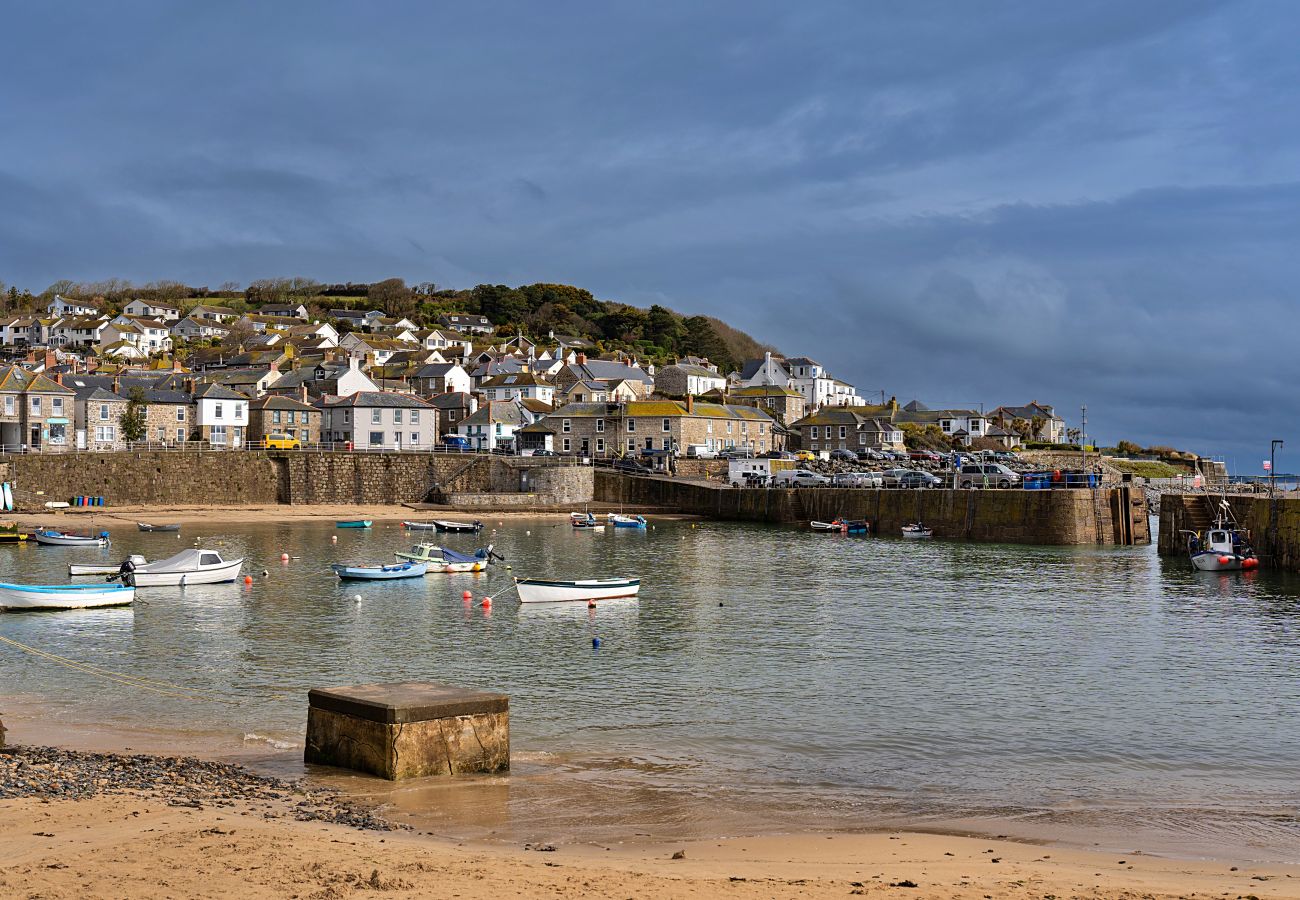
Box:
(130, 548, 225, 573)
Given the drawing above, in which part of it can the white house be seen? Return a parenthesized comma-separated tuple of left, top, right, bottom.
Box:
(47, 295, 98, 317)
(123, 299, 181, 321)
(320, 391, 439, 450)
(654, 363, 727, 397)
(170, 316, 231, 341)
(258, 303, 309, 319)
(338, 332, 416, 365)
(437, 314, 493, 335)
(896, 401, 987, 447)
(189, 304, 238, 323)
(454, 400, 534, 452)
(51, 317, 109, 348)
(192, 383, 248, 448)
(478, 372, 555, 405)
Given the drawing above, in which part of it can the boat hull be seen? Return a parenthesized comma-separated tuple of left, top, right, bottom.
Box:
(1191, 552, 1252, 572)
(138, 523, 181, 532)
(32, 532, 108, 547)
(0, 582, 134, 611)
(901, 528, 933, 539)
(401, 521, 437, 530)
(333, 562, 427, 580)
(335, 521, 373, 529)
(126, 558, 244, 587)
(515, 577, 640, 604)
(434, 520, 482, 533)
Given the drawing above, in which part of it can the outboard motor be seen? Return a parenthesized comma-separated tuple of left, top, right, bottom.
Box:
(117, 557, 137, 587)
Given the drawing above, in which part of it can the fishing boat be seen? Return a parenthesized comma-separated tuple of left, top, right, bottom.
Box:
(433, 519, 483, 533)
(809, 520, 841, 531)
(811, 518, 868, 534)
(394, 543, 500, 572)
(607, 514, 647, 529)
(901, 524, 933, 539)
(332, 561, 427, 580)
(116, 548, 244, 587)
(514, 576, 641, 604)
(570, 512, 604, 529)
(137, 522, 181, 532)
(401, 521, 438, 531)
(335, 520, 373, 529)
(1184, 501, 1259, 572)
(70, 554, 147, 577)
(0, 581, 134, 611)
(0, 522, 28, 543)
(32, 529, 110, 547)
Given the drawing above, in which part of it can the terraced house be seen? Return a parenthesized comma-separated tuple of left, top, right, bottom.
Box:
(0, 366, 76, 451)
(792, 407, 905, 455)
(545, 398, 776, 457)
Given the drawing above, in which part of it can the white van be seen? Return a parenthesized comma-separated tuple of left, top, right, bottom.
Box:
(685, 444, 717, 459)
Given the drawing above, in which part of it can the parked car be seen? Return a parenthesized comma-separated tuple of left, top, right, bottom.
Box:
(763, 450, 796, 460)
(773, 469, 830, 487)
(908, 449, 942, 462)
(878, 467, 914, 487)
(529, 448, 556, 456)
(899, 470, 943, 489)
(720, 448, 756, 459)
(833, 471, 884, 488)
(262, 433, 301, 450)
(794, 450, 817, 462)
(954, 463, 1021, 489)
(856, 448, 885, 461)
(829, 448, 857, 462)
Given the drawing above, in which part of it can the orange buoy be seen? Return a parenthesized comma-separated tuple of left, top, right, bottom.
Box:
(1218, 555, 1232, 566)
(480, 597, 491, 608)
(462, 590, 472, 601)
(1243, 557, 1260, 569)
(243, 575, 253, 585)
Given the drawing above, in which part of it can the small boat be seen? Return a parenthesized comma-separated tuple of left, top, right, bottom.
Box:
(137, 522, 181, 532)
(570, 512, 604, 529)
(332, 561, 427, 580)
(0, 522, 29, 543)
(1184, 501, 1259, 572)
(0, 581, 134, 611)
(810, 520, 841, 531)
(515, 576, 641, 604)
(433, 519, 483, 533)
(901, 524, 933, 539)
(335, 520, 373, 528)
(401, 521, 438, 531)
(32, 529, 110, 547)
(70, 554, 148, 577)
(607, 514, 647, 529)
(117, 548, 244, 587)
(394, 543, 500, 572)
(811, 518, 868, 534)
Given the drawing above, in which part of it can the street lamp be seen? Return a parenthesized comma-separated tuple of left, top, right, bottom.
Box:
(1271, 439, 1284, 497)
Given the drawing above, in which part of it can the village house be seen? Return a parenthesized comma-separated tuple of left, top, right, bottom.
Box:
(192, 382, 248, 447)
(51, 316, 110, 349)
(895, 400, 987, 447)
(552, 354, 653, 399)
(437, 313, 493, 335)
(427, 392, 476, 436)
(412, 362, 471, 398)
(555, 379, 610, 405)
(189, 304, 238, 323)
(0, 366, 77, 452)
(257, 303, 310, 319)
(479, 371, 555, 405)
(328, 309, 384, 329)
(791, 408, 905, 455)
(726, 384, 806, 426)
(140, 388, 193, 445)
(247, 394, 321, 445)
(338, 332, 415, 365)
(319, 391, 438, 450)
(70, 384, 128, 450)
(47, 295, 98, 317)
(654, 362, 728, 398)
(123, 299, 181, 321)
(454, 400, 535, 452)
(543, 398, 776, 457)
(990, 402, 1067, 444)
(170, 315, 231, 341)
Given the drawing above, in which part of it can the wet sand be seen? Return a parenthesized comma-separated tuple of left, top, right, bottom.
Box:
(5, 790, 1300, 899)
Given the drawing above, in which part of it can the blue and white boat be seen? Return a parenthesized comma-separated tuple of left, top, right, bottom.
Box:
(32, 529, 110, 547)
(332, 561, 428, 580)
(607, 514, 647, 529)
(335, 520, 373, 529)
(1184, 502, 1259, 572)
(0, 581, 134, 611)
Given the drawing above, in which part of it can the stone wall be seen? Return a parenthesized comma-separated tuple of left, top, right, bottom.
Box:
(596, 472, 1149, 545)
(1158, 491, 1300, 569)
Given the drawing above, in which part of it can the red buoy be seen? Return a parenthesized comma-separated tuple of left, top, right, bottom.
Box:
(1218, 555, 1232, 566)
(243, 575, 253, 585)
(462, 590, 473, 601)
(1243, 557, 1260, 569)
(481, 598, 491, 608)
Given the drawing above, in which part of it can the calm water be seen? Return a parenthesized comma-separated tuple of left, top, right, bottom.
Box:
(4, 517, 1300, 859)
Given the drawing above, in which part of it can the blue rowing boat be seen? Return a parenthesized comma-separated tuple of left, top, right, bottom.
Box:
(335, 520, 373, 529)
(331, 562, 427, 580)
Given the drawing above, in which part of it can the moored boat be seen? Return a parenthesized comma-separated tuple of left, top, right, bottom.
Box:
(32, 529, 110, 547)
(433, 519, 483, 533)
(70, 554, 147, 577)
(901, 524, 933, 539)
(607, 514, 647, 528)
(335, 520, 373, 529)
(0, 581, 134, 611)
(0, 522, 28, 543)
(570, 512, 604, 529)
(137, 522, 181, 532)
(809, 520, 841, 531)
(514, 576, 641, 604)
(117, 548, 244, 587)
(394, 542, 499, 572)
(332, 561, 427, 580)
(1184, 502, 1258, 572)
(401, 521, 438, 530)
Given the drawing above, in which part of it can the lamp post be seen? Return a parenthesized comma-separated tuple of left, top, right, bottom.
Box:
(1271, 439, 1283, 498)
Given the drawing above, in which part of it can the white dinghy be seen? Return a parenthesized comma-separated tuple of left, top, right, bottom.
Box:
(514, 576, 640, 604)
(118, 548, 244, 587)
(0, 582, 134, 611)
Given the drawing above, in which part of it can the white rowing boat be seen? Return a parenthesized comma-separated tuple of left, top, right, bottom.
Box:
(70, 554, 147, 577)
(514, 576, 640, 604)
(0, 581, 134, 611)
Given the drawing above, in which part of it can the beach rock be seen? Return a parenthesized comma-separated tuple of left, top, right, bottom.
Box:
(671, 850, 686, 860)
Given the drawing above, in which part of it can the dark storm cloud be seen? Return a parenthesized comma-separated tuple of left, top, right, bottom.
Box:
(1, 0, 1297, 467)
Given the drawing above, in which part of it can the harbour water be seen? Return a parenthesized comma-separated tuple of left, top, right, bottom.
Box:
(4, 516, 1300, 860)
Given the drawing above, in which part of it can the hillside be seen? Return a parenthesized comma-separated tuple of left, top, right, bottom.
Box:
(11, 278, 776, 375)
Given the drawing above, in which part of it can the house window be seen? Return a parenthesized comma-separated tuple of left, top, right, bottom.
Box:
(627, 419, 636, 433)
(176, 407, 185, 421)
(627, 438, 635, 452)
(393, 409, 403, 424)
(52, 397, 63, 414)
(595, 418, 604, 433)
(48, 423, 66, 445)
(156, 427, 165, 441)
(99, 404, 109, 420)
(706, 420, 712, 434)
(210, 425, 227, 445)
(95, 425, 116, 443)
(410, 409, 419, 424)
(371, 409, 382, 424)
(562, 437, 571, 452)
(4, 397, 13, 416)
(645, 437, 653, 450)
(343, 410, 350, 423)
(300, 429, 309, 442)
(368, 431, 384, 446)
(30, 397, 40, 415)
(235, 405, 242, 420)
(726, 421, 733, 434)
(448, 410, 457, 421)
(941, 419, 952, 432)
(562, 418, 571, 433)
(859, 433, 866, 446)
(214, 403, 223, 419)
(410, 432, 419, 444)
(662, 418, 670, 432)
(272, 410, 281, 425)
(177, 428, 185, 442)
(596, 438, 604, 453)
(839, 426, 846, 439)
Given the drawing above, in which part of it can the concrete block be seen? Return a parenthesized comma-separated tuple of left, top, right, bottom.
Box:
(305, 682, 509, 780)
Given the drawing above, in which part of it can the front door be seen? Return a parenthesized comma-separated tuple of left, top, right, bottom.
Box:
(580, 438, 589, 456)
(29, 425, 40, 449)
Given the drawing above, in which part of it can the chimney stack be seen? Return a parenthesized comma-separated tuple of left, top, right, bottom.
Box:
(301, 384, 308, 404)
(576, 352, 586, 366)
(686, 394, 694, 414)
(112, 375, 120, 395)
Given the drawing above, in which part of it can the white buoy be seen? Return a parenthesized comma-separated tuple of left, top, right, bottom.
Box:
(353, 594, 362, 603)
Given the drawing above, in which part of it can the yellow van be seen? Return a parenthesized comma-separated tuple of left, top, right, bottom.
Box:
(263, 433, 301, 449)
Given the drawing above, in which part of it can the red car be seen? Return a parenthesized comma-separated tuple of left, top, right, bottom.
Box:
(908, 449, 942, 462)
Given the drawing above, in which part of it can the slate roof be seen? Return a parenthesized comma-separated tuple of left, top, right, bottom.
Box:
(249, 395, 317, 412)
(322, 391, 434, 409)
(193, 383, 248, 401)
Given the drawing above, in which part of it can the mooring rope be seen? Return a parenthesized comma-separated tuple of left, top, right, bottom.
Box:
(0, 633, 244, 704)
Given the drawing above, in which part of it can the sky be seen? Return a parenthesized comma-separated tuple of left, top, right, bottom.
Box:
(1, 1, 1297, 472)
